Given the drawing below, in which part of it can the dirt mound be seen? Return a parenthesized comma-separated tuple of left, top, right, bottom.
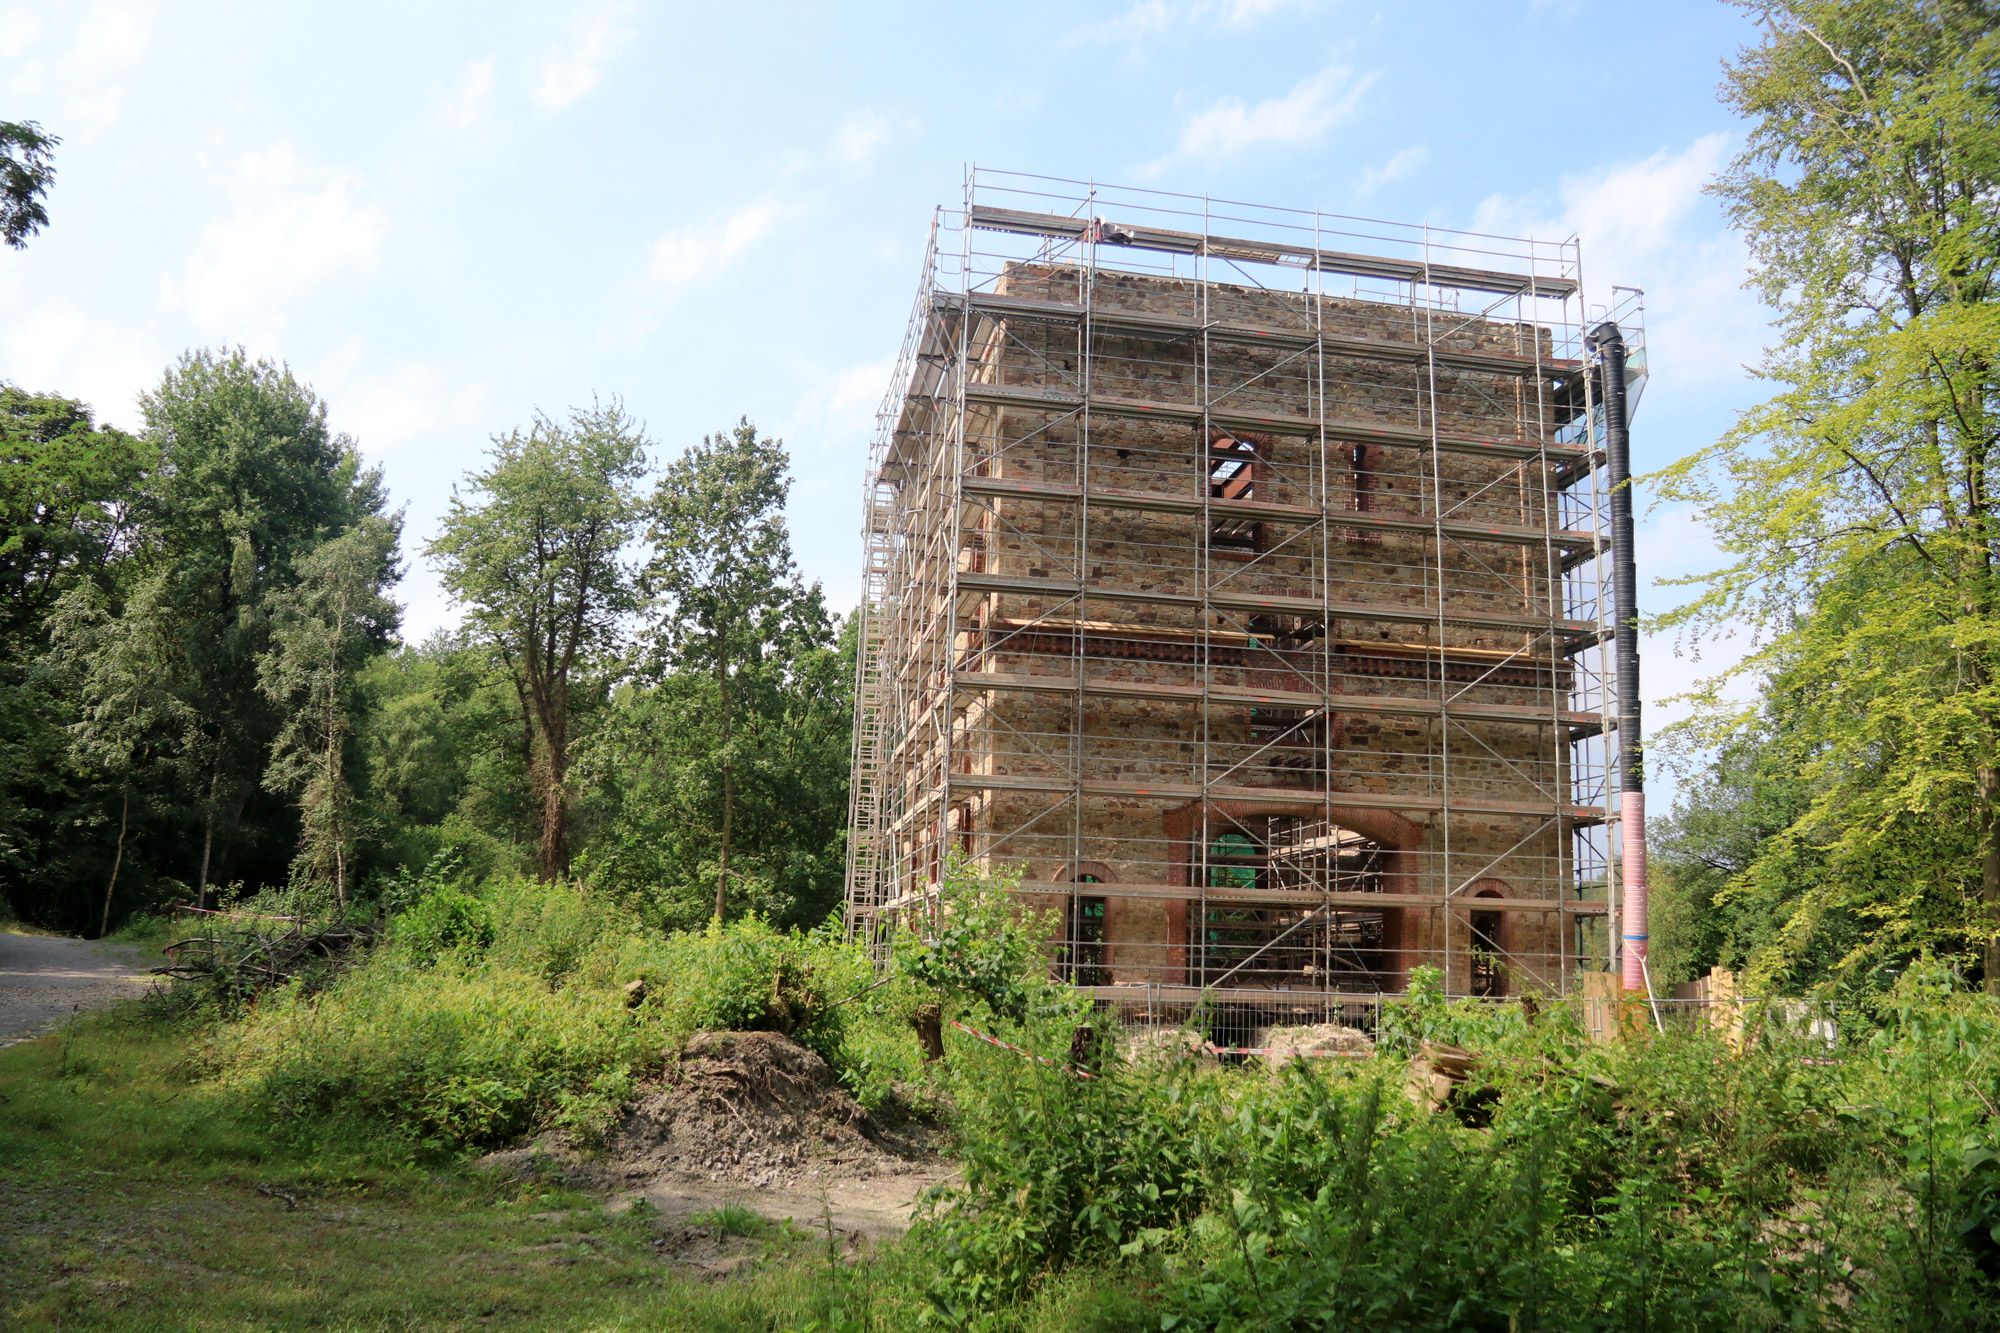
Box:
(482, 1031, 950, 1242)
(603, 1030, 937, 1192)
(1257, 1022, 1375, 1066)
(1121, 1026, 1216, 1066)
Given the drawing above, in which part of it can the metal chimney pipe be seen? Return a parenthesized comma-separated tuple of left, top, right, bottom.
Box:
(1588, 321, 1647, 992)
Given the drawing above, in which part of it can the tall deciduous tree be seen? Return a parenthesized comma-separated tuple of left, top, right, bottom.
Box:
(427, 402, 645, 879)
(134, 349, 388, 904)
(643, 419, 805, 922)
(45, 575, 190, 935)
(0, 389, 152, 925)
(259, 516, 402, 906)
(590, 595, 853, 930)
(1657, 1, 2000, 990)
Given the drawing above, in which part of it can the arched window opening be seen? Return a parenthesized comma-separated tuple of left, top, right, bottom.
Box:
(1207, 830, 1259, 890)
(1469, 895, 1505, 997)
(1190, 816, 1389, 990)
(1065, 880, 1107, 986)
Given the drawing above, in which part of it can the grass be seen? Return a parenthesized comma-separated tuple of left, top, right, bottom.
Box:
(0, 998, 1153, 1332)
(0, 1003, 841, 1331)
(685, 1205, 784, 1240)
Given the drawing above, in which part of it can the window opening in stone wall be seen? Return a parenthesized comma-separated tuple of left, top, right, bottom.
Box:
(1249, 706, 1329, 782)
(1469, 899, 1505, 997)
(1208, 433, 1262, 555)
(1345, 442, 1383, 544)
(1064, 883, 1107, 986)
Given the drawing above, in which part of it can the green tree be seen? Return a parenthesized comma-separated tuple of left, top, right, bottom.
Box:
(1649, 707, 1818, 987)
(132, 349, 387, 903)
(642, 419, 812, 921)
(45, 575, 191, 935)
(0, 388, 152, 926)
(0, 388, 150, 647)
(589, 600, 853, 929)
(0, 120, 57, 248)
(259, 516, 402, 906)
(426, 402, 646, 879)
(1657, 1, 2000, 989)
(356, 634, 540, 883)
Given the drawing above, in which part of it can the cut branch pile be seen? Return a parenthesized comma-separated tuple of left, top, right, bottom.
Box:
(156, 907, 378, 996)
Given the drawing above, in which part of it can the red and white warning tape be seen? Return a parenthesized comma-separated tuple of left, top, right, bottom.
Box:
(948, 1019, 1098, 1079)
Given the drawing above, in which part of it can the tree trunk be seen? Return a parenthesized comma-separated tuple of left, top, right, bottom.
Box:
(326, 724, 346, 908)
(716, 658, 733, 923)
(99, 790, 128, 939)
(1982, 761, 2000, 995)
(195, 758, 220, 911)
(913, 1003, 944, 1064)
(540, 726, 567, 881)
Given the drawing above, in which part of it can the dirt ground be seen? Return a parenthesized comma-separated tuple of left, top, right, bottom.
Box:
(482, 1030, 954, 1243)
(0, 931, 156, 1049)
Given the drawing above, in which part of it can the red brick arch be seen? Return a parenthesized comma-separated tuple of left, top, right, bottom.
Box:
(1161, 797, 1425, 988)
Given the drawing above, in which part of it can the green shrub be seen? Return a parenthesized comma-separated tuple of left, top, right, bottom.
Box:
(913, 981, 2000, 1330)
(393, 886, 495, 966)
(201, 881, 896, 1152)
(624, 913, 871, 1062)
(205, 957, 641, 1151)
(893, 852, 1080, 1029)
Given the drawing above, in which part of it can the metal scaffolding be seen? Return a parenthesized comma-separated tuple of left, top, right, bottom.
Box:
(846, 169, 1640, 1001)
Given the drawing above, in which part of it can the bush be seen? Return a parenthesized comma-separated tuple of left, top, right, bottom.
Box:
(209, 957, 640, 1151)
(623, 913, 870, 1062)
(914, 978, 2000, 1330)
(393, 886, 495, 966)
(201, 878, 888, 1152)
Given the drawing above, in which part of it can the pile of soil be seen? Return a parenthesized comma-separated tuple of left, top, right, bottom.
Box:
(1256, 1022, 1375, 1066)
(602, 1030, 937, 1192)
(477, 1031, 951, 1240)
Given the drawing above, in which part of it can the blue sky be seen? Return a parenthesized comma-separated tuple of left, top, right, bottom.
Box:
(3, 0, 1770, 784)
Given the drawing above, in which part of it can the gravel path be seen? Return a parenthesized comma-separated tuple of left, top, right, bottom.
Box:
(0, 931, 156, 1048)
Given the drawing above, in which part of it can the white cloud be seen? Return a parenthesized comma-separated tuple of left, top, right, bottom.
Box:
(314, 338, 493, 453)
(649, 199, 782, 287)
(1, 304, 160, 430)
(835, 112, 892, 165)
(2, 2, 153, 138)
(163, 144, 389, 332)
(1155, 65, 1372, 171)
(441, 57, 496, 128)
(1078, 0, 1314, 41)
(1356, 144, 1427, 196)
(0, 9, 46, 59)
(534, 2, 636, 112)
(1470, 133, 1764, 387)
(802, 355, 897, 440)
(1219, 0, 1312, 22)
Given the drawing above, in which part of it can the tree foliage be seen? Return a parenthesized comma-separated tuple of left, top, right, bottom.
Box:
(259, 516, 402, 904)
(0, 118, 57, 249)
(1656, 0, 2000, 991)
(2, 356, 849, 936)
(426, 401, 647, 880)
(641, 419, 817, 921)
(0, 389, 152, 919)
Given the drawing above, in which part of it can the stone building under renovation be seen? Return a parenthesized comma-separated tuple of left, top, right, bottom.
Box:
(846, 172, 1639, 1002)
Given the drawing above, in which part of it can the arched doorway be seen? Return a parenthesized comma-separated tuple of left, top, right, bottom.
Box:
(1186, 814, 1390, 989)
